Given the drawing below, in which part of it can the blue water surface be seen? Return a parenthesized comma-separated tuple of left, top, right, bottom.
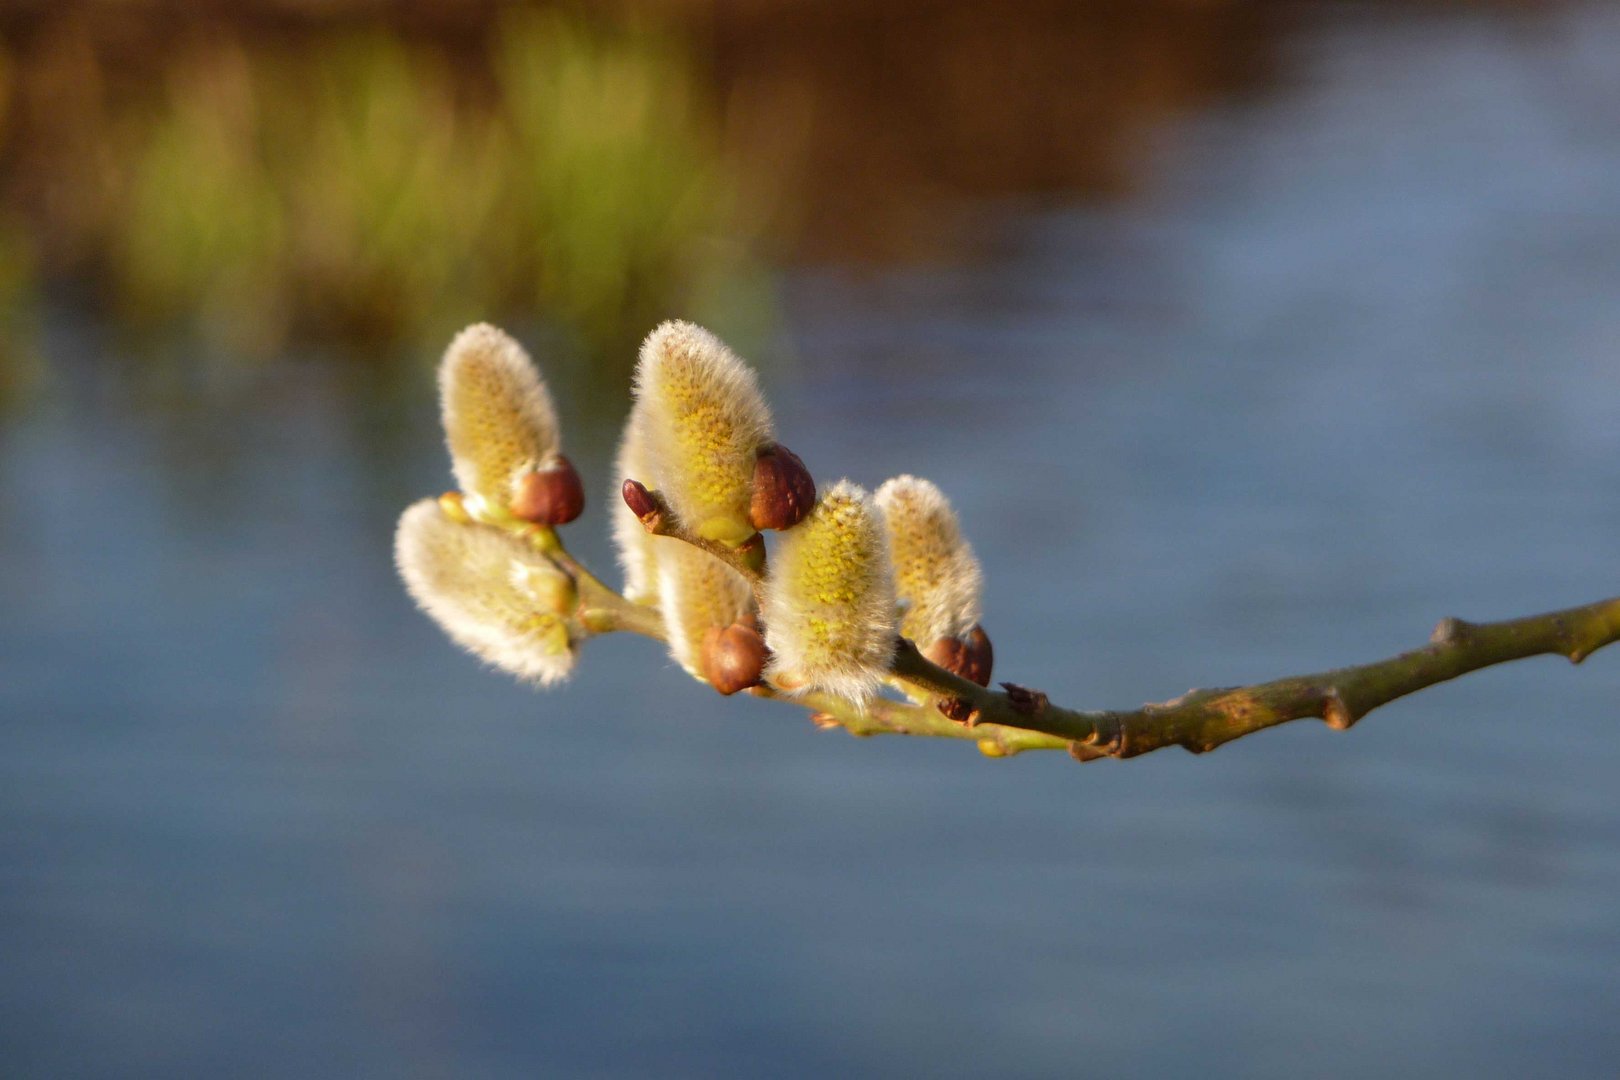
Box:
(4, 5, 1620, 1077)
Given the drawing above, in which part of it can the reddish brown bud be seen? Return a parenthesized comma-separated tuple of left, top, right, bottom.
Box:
(701, 622, 769, 696)
(621, 478, 658, 521)
(922, 623, 994, 687)
(749, 443, 816, 531)
(511, 455, 585, 525)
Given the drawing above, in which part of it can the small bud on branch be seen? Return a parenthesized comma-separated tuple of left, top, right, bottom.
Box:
(621, 477, 659, 522)
(923, 624, 994, 687)
(702, 622, 769, 695)
(749, 443, 816, 531)
(510, 455, 585, 526)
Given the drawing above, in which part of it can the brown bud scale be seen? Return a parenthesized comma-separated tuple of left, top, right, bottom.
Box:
(749, 443, 816, 531)
(621, 477, 659, 521)
(511, 455, 585, 525)
(701, 622, 768, 696)
(922, 623, 994, 687)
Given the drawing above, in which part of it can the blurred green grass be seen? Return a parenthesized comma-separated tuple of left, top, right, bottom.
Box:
(0, 0, 1343, 394)
(5, 11, 772, 381)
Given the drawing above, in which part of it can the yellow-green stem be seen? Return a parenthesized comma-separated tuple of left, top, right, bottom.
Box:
(524, 514, 1620, 764)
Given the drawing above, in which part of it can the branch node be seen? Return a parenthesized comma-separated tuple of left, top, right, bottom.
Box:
(1556, 617, 1595, 664)
(937, 697, 975, 724)
(734, 531, 767, 576)
(1431, 616, 1473, 646)
(1000, 682, 1049, 718)
(1073, 711, 1126, 757)
(1322, 690, 1360, 731)
(1067, 740, 1104, 763)
(578, 608, 619, 634)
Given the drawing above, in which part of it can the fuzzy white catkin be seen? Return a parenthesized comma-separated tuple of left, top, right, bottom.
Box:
(394, 499, 578, 685)
(439, 323, 562, 520)
(874, 475, 983, 644)
(632, 320, 773, 547)
(762, 480, 897, 703)
(610, 401, 661, 605)
(655, 540, 756, 679)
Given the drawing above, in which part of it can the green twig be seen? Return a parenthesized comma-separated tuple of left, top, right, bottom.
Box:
(622, 480, 768, 587)
(534, 513, 1620, 763)
(1042, 597, 1620, 762)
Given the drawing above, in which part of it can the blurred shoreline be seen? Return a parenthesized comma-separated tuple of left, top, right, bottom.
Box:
(0, 0, 1564, 374)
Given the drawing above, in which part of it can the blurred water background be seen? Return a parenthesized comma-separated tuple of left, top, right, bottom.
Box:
(4, 1, 1620, 1076)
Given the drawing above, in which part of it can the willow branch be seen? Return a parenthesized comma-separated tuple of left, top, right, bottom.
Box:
(524, 517, 1066, 752)
(540, 491, 1620, 761)
(621, 479, 767, 587)
(515, 522, 666, 639)
(952, 596, 1620, 762)
(614, 490, 1620, 762)
(787, 688, 1071, 755)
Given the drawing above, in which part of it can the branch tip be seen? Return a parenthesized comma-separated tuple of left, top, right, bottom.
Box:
(621, 478, 661, 526)
(623, 477, 766, 585)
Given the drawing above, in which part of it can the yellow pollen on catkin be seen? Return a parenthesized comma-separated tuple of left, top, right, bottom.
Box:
(655, 539, 755, 678)
(633, 321, 773, 547)
(762, 480, 897, 703)
(394, 499, 580, 686)
(874, 475, 984, 644)
(439, 323, 562, 521)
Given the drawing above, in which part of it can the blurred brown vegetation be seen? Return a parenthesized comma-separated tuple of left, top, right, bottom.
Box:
(0, 0, 1317, 373)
